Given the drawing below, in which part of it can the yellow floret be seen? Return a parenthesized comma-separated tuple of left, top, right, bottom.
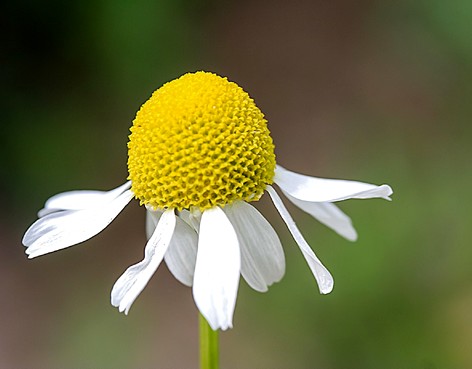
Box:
(127, 71, 276, 211)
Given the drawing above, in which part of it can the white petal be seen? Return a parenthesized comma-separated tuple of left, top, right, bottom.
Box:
(111, 208, 176, 314)
(146, 208, 198, 286)
(178, 209, 201, 232)
(282, 192, 358, 241)
(164, 216, 198, 287)
(193, 207, 240, 331)
(223, 201, 285, 292)
(274, 165, 393, 202)
(267, 186, 334, 294)
(38, 181, 132, 217)
(23, 190, 134, 258)
(145, 208, 162, 240)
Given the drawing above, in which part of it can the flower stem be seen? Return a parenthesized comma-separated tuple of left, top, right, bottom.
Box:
(199, 313, 219, 369)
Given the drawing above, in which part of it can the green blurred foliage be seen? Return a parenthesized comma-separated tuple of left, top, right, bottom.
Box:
(2, 1, 472, 368)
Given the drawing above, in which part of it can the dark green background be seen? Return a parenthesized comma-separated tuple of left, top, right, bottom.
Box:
(2, 1, 471, 368)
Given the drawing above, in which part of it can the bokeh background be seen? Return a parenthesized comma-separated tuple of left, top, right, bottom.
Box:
(2, 1, 472, 368)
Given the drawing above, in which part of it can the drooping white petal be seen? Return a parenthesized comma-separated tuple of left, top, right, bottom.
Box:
(23, 189, 134, 258)
(193, 207, 240, 331)
(223, 201, 285, 292)
(146, 208, 198, 286)
(267, 186, 334, 294)
(38, 181, 132, 217)
(274, 165, 393, 202)
(282, 192, 358, 241)
(145, 207, 162, 240)
(111, 208, 176, 314)
(178, 209, 201, 232)
(164, 216, 198, 287)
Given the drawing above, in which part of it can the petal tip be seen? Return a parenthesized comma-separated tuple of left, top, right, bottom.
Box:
(347, 234, 358, 242)
(345, 227, 358, 242)
(380, 185, 393, 199)
(21, 237, 30, 247)
(213, 318, 233, 331)
(25, 247, 40, 259)
(319, 280, 334, 294)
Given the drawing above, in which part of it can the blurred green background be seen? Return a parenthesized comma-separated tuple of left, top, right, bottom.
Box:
(2, 1, 472, 368)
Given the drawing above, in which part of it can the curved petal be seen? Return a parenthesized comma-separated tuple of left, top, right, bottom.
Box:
(267, 186, 333, 294)
(23, 189, 134, 258)
(223, 201, 285, 292)
(164, 216, 198, 287)
(274, 165, 393, 202)
(38, 181, 132, 217)
(111, 208, 176, 314)
(282, 192, 358, 241)
(193, 207, 240, 331)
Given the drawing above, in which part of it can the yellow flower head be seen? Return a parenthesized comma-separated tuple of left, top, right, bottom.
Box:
(127, 71, 276, 211)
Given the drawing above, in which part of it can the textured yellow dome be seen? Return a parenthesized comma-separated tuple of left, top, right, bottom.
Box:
(127, 71, 276, 211)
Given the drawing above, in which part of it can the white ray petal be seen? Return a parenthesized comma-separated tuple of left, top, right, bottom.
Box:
(23, 190, 134, 258)
(178, 209, 201, 232)
(146, 208, 198, 286)
(164, 216, 198, 287)
(38, 181, 132, 217)
(223, 201, 285, 292)
(274, 165, 393, 202)
(193, 207, 240, 331)
(178, 209, 193, 227)
(267, 186, 333, 294)
(145, 207, 162, 240)
(282, 192, 358, 241)
(111, 208, 176, 314)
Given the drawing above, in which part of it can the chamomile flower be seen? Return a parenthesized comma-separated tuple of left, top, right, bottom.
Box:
(22, 71, 393, 330)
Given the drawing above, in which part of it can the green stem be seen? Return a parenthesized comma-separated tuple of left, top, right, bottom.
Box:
(199, 313, 219, 369)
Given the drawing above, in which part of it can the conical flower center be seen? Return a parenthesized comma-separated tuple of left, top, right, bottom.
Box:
(127, 71, 276, 211)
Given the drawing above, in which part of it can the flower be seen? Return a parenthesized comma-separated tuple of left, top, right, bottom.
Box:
(22, 71, 393, 330)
